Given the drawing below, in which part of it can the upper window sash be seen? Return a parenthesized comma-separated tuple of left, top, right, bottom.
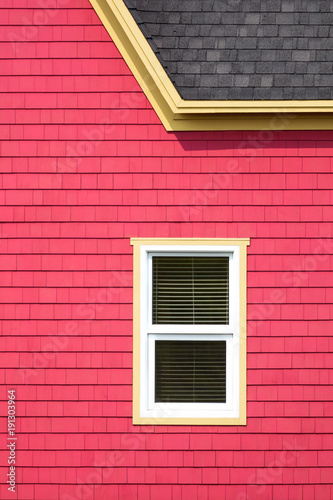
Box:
(140, 246, 240, 335)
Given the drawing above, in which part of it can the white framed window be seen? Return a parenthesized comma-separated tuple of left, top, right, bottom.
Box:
(131, 238, 249, 425)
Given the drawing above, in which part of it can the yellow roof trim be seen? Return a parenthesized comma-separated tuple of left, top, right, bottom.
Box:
(90, 0, 333, 130)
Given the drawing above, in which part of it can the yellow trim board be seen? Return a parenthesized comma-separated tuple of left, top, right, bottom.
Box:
(90, 0, 333, 131)
(131, 238, 249, 426)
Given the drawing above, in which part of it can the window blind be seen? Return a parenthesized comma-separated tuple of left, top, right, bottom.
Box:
(155, 340, 226, 403)
(152, 256, 229, 324)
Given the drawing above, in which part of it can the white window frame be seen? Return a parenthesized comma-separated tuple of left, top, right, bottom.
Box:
(131, 238, 249, 425)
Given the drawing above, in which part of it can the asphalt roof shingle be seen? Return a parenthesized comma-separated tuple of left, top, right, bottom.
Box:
(124, 0, 333, 100)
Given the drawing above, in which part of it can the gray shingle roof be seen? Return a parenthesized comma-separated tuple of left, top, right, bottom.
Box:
(124, 0, 333, 100)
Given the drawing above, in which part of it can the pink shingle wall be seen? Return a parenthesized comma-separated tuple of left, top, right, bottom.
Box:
(1, 1, 333, 499)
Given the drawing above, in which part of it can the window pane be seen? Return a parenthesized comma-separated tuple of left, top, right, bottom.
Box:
(155, 340, 226, 403)
(152, 256, 229, 324)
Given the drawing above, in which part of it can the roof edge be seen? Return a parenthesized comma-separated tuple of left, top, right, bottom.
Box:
(89, 0, 333, 131)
